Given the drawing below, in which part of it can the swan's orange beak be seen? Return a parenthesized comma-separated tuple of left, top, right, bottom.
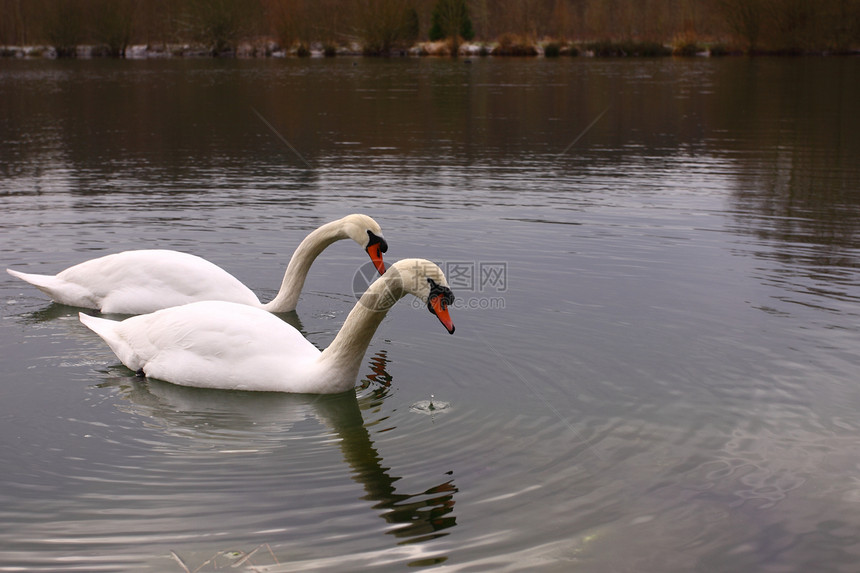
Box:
(365, 231, 388, 275)
(366, 243, 386, 275)
(430, 294, 455, 334)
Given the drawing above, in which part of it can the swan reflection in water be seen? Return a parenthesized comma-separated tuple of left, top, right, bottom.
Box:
(98, 350, 457, 564)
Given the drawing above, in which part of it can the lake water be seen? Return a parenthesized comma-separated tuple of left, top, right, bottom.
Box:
(1, 56, 860, 572)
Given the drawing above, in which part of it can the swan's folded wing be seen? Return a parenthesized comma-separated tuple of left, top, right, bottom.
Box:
(102, 301, 321, 390)
(63, 250, 261, 313)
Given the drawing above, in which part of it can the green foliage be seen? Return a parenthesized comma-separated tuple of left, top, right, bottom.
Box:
(41, 0, 84, 57)
(429, 0, 474, 42)
(403, 7, 420, 45)
(543, 42, 561, 57)
(460, 11, 474, 41)
(90, 0, 135, 57)
(428, 22, 442, 41)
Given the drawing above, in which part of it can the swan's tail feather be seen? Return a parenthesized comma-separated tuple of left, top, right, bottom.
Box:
(79, 312, 139, 370)
(8, 268, 96, 307)
(79, 312, 117, 340)
(7, 268, 58, 291)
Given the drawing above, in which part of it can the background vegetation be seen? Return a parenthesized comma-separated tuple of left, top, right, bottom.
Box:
(1, 0, 858, 56)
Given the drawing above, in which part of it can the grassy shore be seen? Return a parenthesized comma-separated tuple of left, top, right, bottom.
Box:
(2, 38, 855, 60)
(1, 0, 858, 59)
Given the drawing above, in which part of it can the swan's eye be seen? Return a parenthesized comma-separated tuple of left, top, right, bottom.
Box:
(426, 278, 454, 314)
(366, 230, 388, 253)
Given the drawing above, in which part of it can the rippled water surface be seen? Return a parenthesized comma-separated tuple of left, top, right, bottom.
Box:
(2, 57, 860, 572)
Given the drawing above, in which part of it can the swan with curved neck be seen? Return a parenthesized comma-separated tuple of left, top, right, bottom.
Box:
(7, 214, 387, 314)
(79, 259, 455, 394)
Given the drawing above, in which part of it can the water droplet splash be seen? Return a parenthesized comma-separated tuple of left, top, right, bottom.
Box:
(410, 394, 451, 415)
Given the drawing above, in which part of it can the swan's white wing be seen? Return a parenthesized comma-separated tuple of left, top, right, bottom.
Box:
(82, 301, 321, 391)
(12, 250, 261, 313)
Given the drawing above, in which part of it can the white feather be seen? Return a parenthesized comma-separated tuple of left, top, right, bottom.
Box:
(8, 214, 385, 314)
(79, 259, 454, 394)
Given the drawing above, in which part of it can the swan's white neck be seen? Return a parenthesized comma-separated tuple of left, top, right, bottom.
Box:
(316, 273, 406, 389)
(262, 219, 350, 312)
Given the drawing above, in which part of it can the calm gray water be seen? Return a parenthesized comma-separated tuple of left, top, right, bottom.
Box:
(1, 56, 860, 572)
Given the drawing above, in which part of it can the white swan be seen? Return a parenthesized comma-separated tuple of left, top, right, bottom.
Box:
(7, 214, 387, 314)
(79, 259, 455, 394)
